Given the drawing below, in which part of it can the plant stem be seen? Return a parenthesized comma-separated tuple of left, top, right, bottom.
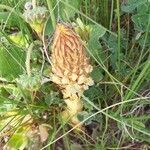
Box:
(85, 0, 88, 24)
(25, 43, 34, 76)
(116, 0, 121, 72)
(32, 0, 36, 9)
(125, 56, 150, 100)
(109, 0, 114, 30)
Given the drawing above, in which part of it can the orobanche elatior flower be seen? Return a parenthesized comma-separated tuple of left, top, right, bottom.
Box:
(51, 23, 94, 127)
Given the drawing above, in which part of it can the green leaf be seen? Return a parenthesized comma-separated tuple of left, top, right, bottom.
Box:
(8, 32, 29, 48)
(0, 11, 21, 27)
(132, 14, 150, 32)
(84, 86, 102, 100)
(89, 24, 106, 48)
(77, 111, 89, 122)
(0, 46, 25, 80)
(137, 3, 150, 14)
(59, 0, 81, 20)
(0, 96, 14, 113)
(132, 120, 145, 128)
(45, 91, 61, 105)
(104, 33, 126, 70)
(138, 33, 150, 47)
(7, 133, 28, 150)
(88, 24, 106, 61)
(90, 67, 103, 82)
(44, 18, 53, 35)
(121, 0, 147, 13)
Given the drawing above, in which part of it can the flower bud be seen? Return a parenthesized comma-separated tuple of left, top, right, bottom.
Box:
(23, 6, 48, 37)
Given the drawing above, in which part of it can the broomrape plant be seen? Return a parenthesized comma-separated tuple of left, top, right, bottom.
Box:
(50, 23, 94, 127)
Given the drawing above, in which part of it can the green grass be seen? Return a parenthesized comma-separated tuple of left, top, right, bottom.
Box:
(0, 0, 150, 149)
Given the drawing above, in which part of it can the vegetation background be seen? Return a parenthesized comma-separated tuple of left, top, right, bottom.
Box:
(0, 0, 150, 149)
